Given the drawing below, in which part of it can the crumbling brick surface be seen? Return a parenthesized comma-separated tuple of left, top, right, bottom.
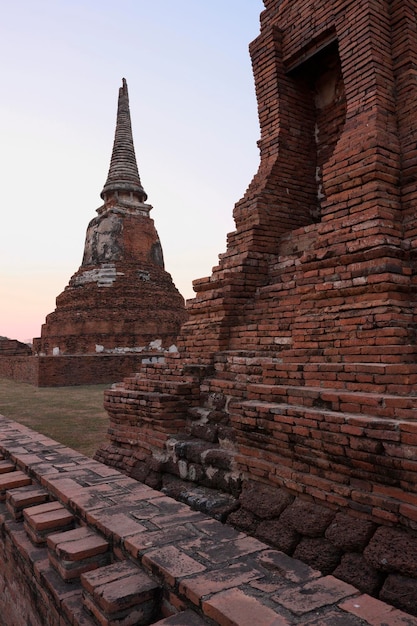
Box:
(92, 0, 417, 616)
(325, 513, 377, 552)
(1, 417, 417, 625)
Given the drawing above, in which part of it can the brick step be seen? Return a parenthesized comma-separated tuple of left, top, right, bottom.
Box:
(23, 500, 75, 544)
(233, 398, 405, 427)
(245, 383, 417, 420)
(81, 560, 160, 626)
(262, 362, 417, 392)
(277, 345, 417, 363)
(47, 525, 110, 581)
(230, 399, 417, 498)
(212, 354, 417, 393)
(0, 470, 32, 500)
(231, 399, 416, 463)
(6, 484, 50, 520)
(152, 610, 209, 624)
(106, 387, 194, 403)
(0, 459, 16, 474)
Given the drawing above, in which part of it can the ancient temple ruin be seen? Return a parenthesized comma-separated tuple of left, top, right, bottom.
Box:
(1, 2, 417, 624)
(95, 0, 417, 612)
(35, 78, 186, 358)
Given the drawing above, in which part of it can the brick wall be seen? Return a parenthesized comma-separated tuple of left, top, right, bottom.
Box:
(94, 0, 417, 604)
(0, 418, 416, 625)
(0, 356, 39, 384)
(0, 353, 163, 387)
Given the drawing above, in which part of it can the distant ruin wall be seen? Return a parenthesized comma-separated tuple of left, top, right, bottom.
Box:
(0, 356, 39, 384)
(0, 354, 161, 387)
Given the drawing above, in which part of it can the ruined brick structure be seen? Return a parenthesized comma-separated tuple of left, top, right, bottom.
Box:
(36, 79, 186, 357)
(0, 337, 31, 356)
(95, 0, 417, 610)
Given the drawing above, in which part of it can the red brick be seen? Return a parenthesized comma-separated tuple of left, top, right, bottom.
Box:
(203, 588, 290, 626)
(273, 575, 358, 615)
(339, 594, 417, 626)
(0, 471, 32, 499)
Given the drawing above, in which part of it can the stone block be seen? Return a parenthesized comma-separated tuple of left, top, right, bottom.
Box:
(380, 574, 417, 617)
(293, 537, 342, 575)
(255, 519, 300, 554)
(333, 553, 382, 596)
(239, 480, 294, 520)
(364, 527, 417, 577)
(325, 512, 377, 551)
(280, 499, 336, 537)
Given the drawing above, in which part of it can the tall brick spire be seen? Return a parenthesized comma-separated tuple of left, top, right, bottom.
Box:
(101, 78, 147, 203)
(36, 77, 187, 358)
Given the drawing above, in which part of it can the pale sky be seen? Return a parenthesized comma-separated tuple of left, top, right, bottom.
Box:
(0, 1, 263, 343)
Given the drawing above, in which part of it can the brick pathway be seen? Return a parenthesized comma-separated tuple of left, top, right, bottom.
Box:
(0, 415, 416, 625)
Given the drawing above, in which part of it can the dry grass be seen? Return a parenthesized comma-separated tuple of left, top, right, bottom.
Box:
(0, 378, 111, 458)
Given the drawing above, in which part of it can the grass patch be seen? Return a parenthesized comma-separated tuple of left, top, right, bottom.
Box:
(0, 378, 110, 458)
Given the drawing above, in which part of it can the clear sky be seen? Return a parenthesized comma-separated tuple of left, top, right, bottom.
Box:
(0, 1, 263, 343)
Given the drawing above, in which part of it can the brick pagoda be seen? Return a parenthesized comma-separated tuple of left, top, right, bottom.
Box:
(36, 79, 187, 356)
(96, 1, 417, 610)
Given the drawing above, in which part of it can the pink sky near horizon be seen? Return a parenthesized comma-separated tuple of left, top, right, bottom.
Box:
(1, 1, 263, 343)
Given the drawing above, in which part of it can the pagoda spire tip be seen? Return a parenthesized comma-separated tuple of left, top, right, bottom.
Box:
(100, 78, 147, 203)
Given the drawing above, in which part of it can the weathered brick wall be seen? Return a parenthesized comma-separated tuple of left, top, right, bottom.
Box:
(1, 418, 416, 625)
(0, 353, 163, 387)
(0, 356, 39, 384)
(0, 524, 45, 625)
(181, 0, 408, 363)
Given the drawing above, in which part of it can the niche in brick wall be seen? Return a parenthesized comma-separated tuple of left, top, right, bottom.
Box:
(288, 40, 346, 222)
